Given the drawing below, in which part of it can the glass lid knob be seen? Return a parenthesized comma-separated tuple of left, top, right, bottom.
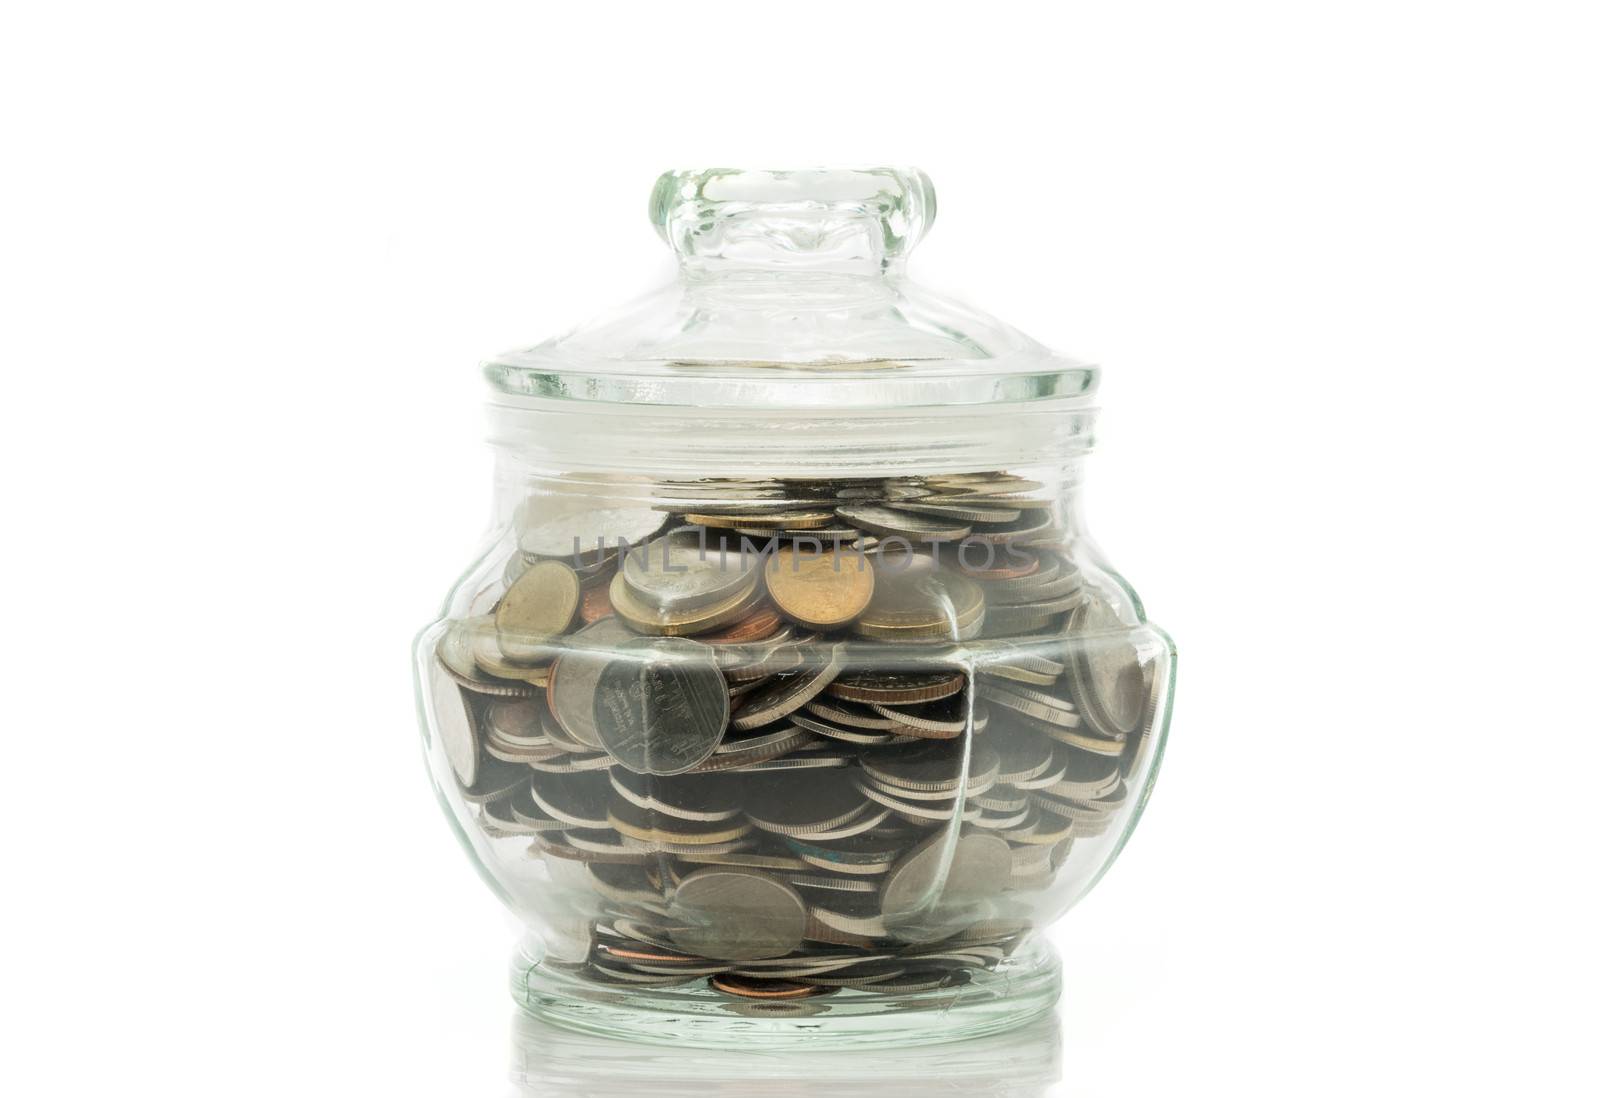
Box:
(649, 166, 936, 274)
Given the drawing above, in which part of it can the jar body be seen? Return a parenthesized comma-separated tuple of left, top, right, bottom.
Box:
(414, 167, 1174, 1046)
(415, 422, 1173, 1045)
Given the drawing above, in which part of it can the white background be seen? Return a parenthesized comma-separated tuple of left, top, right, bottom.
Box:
(3, 2, 1597, 1095)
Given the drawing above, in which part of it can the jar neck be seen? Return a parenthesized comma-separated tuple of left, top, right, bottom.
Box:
(486, 394, 1097, 482)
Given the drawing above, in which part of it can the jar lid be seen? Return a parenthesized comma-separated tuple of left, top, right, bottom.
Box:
(485, 168, 1096, 412)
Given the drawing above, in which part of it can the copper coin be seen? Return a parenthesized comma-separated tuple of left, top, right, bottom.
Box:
(578, 583, 614, 624)
(698, 604, 784, 644)
(709, 974, 835, 1000)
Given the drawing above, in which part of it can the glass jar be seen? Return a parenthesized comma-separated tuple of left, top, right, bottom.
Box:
(413, 167, 1175, 1048)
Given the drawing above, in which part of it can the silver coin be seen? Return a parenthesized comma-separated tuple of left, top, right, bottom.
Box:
(593, 638, 730, 775)
(507, 787, 569, 832)
(457, 756, 529, 805)
(834, 503, 972, 542)
(986, 683, 1081, 728)
(983, 571, 1083, 607)
(528, 770, 613, 829)
(547, 618, 635, 749)
(888, 500, 1022, 524)
(804, 697, 901, 730)
(607, 768, 744, 822)
(857, 781, 982, 822)
(880, 832, 1012, 943)
(869, 695, 968, 738)
(1066, 597, 1148, 740)
(514, 495, 666, 559)
(667, 868, 808, 962)
(963, 511, 1057, 545)
(480, 795, 540, 837)
(743, 771, 874, 836)
(436, 620, 541, 697)
(621, 531, 758, 611)
(790, 709, 904, 746)
(1046, 747, 1123, 799)
(483, 696, 550, 748)
(729, 646, 843, 731)
(732, 750, 854, 773)
(800, 806, 895, 841)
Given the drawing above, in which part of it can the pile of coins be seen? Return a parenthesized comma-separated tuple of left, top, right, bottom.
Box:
(427, 472, 1156, 1003)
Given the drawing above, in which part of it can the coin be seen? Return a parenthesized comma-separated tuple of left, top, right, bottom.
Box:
(763, 547, 876, 630)
(729, 647, 843, 731)
(826, 669, 965, 705)
(986, 683, 1081, 727)
(608, 568, 764, 637)
(880, 832, 1011, 942)
(667, 868, 808, 961)
(457, 755, 529, 805)
(495, 560, 581, 662)
(607, 768, 744, 822)
(546, 618, 635, 750)
(743, 771, 874, 837)
(528, 769, 612, 829)
(852, 555, 985, 642)
(593, 638, 729, 775)
(835, 504, 972, 542)
(578, 584, 614, 624)
(698, 605, 783, 644)
(983, 603, 1070, 636)
(783, 833, 906, 875)
(860, 739, 974, 793)
(514, 495, 666, 560)
(790, 709, 905, 746)
(870, 695, 968, 738)
(1046, 746, 1124, 799)
(958, 549, 1041, 581)
(689, 727, 817, 773)
(621, 532, 758, 611)
(964, 510, 1057, 545)
(687, 510, 835, 531)
(482, 695, 548, 745)
(607, 800, 753, 847)
(991, 732, 1058, 785)
(708, 973, 837, 1000)
(436, 619, 541, 697)
(889, 500, 1022, 524)
(507, 787, 568, 832)
(1066, 596, 1148, 740)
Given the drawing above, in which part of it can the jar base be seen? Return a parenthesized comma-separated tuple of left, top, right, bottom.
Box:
(511, 935, 1062, 1049)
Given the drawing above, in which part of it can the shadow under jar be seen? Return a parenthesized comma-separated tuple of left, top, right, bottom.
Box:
(413, 167, 1175, 1049)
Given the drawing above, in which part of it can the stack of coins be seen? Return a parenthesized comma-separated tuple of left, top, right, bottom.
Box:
(428, 471, 1156, 1002)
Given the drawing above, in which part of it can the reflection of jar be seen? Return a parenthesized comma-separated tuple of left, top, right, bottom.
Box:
(414, 167, 1175, 1047)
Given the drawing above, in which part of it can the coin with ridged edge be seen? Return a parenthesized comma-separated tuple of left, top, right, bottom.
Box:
(593, 637, 729, 775)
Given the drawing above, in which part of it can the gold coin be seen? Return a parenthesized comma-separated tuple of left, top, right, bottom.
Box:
(763, 548, 876, 630)
(494, 559, 580, 662)
(686, 510, 836, 531)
